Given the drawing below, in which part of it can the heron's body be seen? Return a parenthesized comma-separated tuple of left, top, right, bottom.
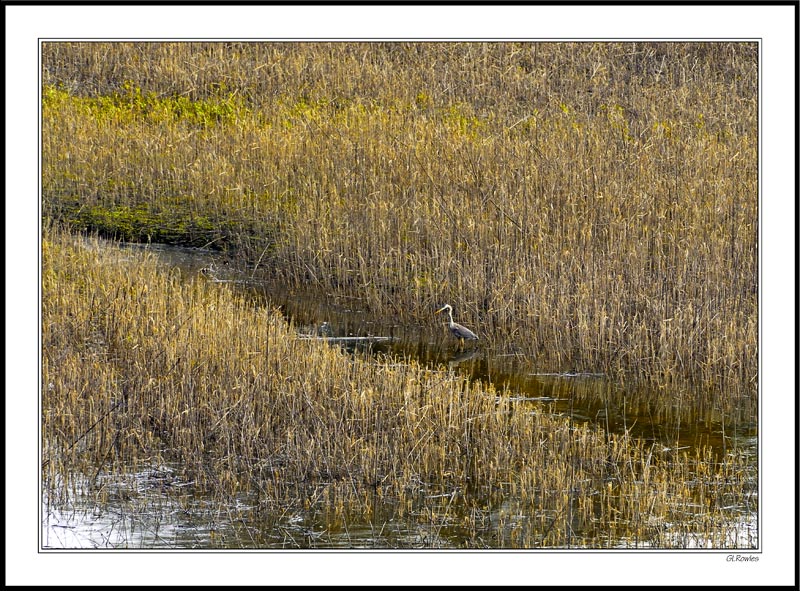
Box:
(436, 304, 478, 348)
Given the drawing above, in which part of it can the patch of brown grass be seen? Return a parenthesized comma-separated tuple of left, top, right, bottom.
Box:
(42, 224, 757, 548)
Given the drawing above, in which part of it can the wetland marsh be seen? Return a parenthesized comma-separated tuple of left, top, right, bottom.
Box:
(41, 42, 758, 549)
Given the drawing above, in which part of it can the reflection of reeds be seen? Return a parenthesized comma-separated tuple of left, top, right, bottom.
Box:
(42, 225, 756, 548)
(41, 42, 758, 407)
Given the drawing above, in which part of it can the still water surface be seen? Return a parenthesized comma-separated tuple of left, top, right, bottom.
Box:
(42, 242, 758, 549)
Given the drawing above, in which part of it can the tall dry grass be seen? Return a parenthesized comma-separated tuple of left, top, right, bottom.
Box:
(42, 224, 756, 548)
(41, 42, 758, 415)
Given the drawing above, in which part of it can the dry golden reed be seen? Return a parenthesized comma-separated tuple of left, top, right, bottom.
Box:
(41, 42, 758, 411)
(42, 225, 756, 548)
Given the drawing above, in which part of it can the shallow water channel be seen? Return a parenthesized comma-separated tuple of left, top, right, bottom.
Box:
(42, 242, 759, 549)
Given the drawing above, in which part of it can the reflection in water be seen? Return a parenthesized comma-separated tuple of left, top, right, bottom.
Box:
(446, 347, 482, 368)
(124, 240, 756, 455)
(194, 247, 754, 460)
(45, 241, 757, 549)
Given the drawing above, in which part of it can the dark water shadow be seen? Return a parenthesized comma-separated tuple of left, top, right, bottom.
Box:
(121, 241, 757, 459)
(42, 239, 757, 550)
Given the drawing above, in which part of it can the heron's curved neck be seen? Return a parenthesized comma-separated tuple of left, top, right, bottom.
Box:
(447, 307, 455, 325)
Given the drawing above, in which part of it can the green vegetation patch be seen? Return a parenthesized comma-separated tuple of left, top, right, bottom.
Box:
(72, 203, 217, 246)
(43, 82, 248, 129)
(53, 199, 275, 251)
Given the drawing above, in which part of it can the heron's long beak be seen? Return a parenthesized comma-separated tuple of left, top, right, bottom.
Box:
(435, 306, 447, 314)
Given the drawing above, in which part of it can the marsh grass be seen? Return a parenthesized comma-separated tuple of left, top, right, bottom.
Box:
(42, 42, 758, 410)
(42, 226, 756, 548)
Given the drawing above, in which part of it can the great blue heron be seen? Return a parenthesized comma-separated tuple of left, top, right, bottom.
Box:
(436, 304, 478, 348)
(199, 263, 217, 278)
